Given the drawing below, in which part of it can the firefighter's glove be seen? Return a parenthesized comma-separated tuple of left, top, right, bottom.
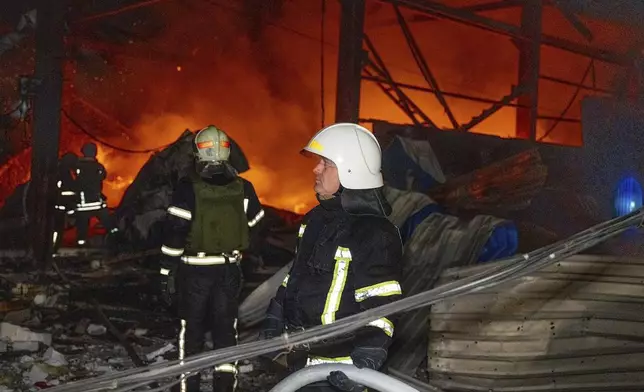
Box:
(259, 298, 287, 361)
(327, 371, 366, 392)
(159, 267, 176, 307)
(351, 346, 387, 370)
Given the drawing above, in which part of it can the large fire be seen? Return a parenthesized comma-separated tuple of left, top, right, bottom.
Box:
(0, 0, 636, 213)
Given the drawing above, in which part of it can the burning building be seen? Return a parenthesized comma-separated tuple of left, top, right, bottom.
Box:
(1, 1, 644, 390)
(0, 0, 635, 218)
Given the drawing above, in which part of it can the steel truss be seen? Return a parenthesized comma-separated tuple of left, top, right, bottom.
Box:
(339, 0, 626, 140)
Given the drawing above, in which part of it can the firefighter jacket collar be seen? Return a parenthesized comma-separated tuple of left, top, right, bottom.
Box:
(317, 194, 343, 212)
(340, 187, 392, 217)
(317, 187, 392, 217)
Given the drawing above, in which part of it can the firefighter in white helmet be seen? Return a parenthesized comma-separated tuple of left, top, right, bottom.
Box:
(261, 123, 403, 391)
(159, 125, 265, 392)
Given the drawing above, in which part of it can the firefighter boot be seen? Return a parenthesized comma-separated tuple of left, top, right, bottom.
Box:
(213, 371, 236, 392)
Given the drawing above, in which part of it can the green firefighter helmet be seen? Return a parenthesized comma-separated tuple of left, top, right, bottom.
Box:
(194, 125, 231, 163)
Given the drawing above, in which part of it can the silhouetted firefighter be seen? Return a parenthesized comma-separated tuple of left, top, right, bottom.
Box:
(74, 142, 118, 246)
(52, 152, 78, 254)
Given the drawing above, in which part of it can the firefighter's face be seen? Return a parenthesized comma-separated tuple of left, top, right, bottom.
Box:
(313, 157, 340, 197)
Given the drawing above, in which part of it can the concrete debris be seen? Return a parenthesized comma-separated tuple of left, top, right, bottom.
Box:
(144, 343, 174, 362)
(86, 324, 106, 336)
(133, 328, 147, 337)
(32, 294, 46, 307)
(82, 363, 112, 374)
(43, 348, 67, 367)
(2, 310, 31, 325)
(238, 363, 254, 374)
(0, 341, 39, 353)
(24, 364, 48, 384)
(32, 293, 62, 308)
(0, 322, 51, 346)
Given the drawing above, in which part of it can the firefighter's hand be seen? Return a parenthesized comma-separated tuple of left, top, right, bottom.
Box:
(327, 371, 366, 392)
(351, 347, 387, 370)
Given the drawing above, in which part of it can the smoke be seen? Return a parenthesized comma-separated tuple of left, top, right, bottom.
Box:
(70, 0, 329, 212)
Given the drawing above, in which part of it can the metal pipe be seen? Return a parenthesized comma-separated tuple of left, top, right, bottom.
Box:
(268, 364, 420, 392)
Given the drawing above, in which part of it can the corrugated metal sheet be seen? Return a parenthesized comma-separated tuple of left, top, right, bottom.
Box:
(428, 254, 644, 391)
(385, 188, 504, 374)
(383, 186, 434, 227)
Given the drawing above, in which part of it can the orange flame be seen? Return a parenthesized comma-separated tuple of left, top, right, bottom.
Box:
(1, 0, 635, 214)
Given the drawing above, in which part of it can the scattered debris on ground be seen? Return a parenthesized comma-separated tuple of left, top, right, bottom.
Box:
(0, 206, 299, 391)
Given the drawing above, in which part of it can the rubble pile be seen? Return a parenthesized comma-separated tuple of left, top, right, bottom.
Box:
(0, 321, 140, 391)
(0, 318, 281, 392)
(0, 123, 304, 391)
(0, 203, 299, 392)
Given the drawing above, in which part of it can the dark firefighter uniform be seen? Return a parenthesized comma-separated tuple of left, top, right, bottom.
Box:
(160, 125, 265, 392)
(52, 152, 78, 254)
(74, 142, 118, 246)
(262, 123, 403, 392)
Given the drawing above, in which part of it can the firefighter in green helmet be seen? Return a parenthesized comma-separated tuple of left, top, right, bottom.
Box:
(159, 125, 265, 392)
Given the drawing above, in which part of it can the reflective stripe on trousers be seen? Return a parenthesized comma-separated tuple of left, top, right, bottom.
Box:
(214, 317, 239, 391)
(179, 319, 187, 392)
(178, 318, 239, 391)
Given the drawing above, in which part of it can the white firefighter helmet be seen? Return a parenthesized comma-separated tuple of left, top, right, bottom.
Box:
(194, 125, 231, 163)
(302, 123, 384, 189)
